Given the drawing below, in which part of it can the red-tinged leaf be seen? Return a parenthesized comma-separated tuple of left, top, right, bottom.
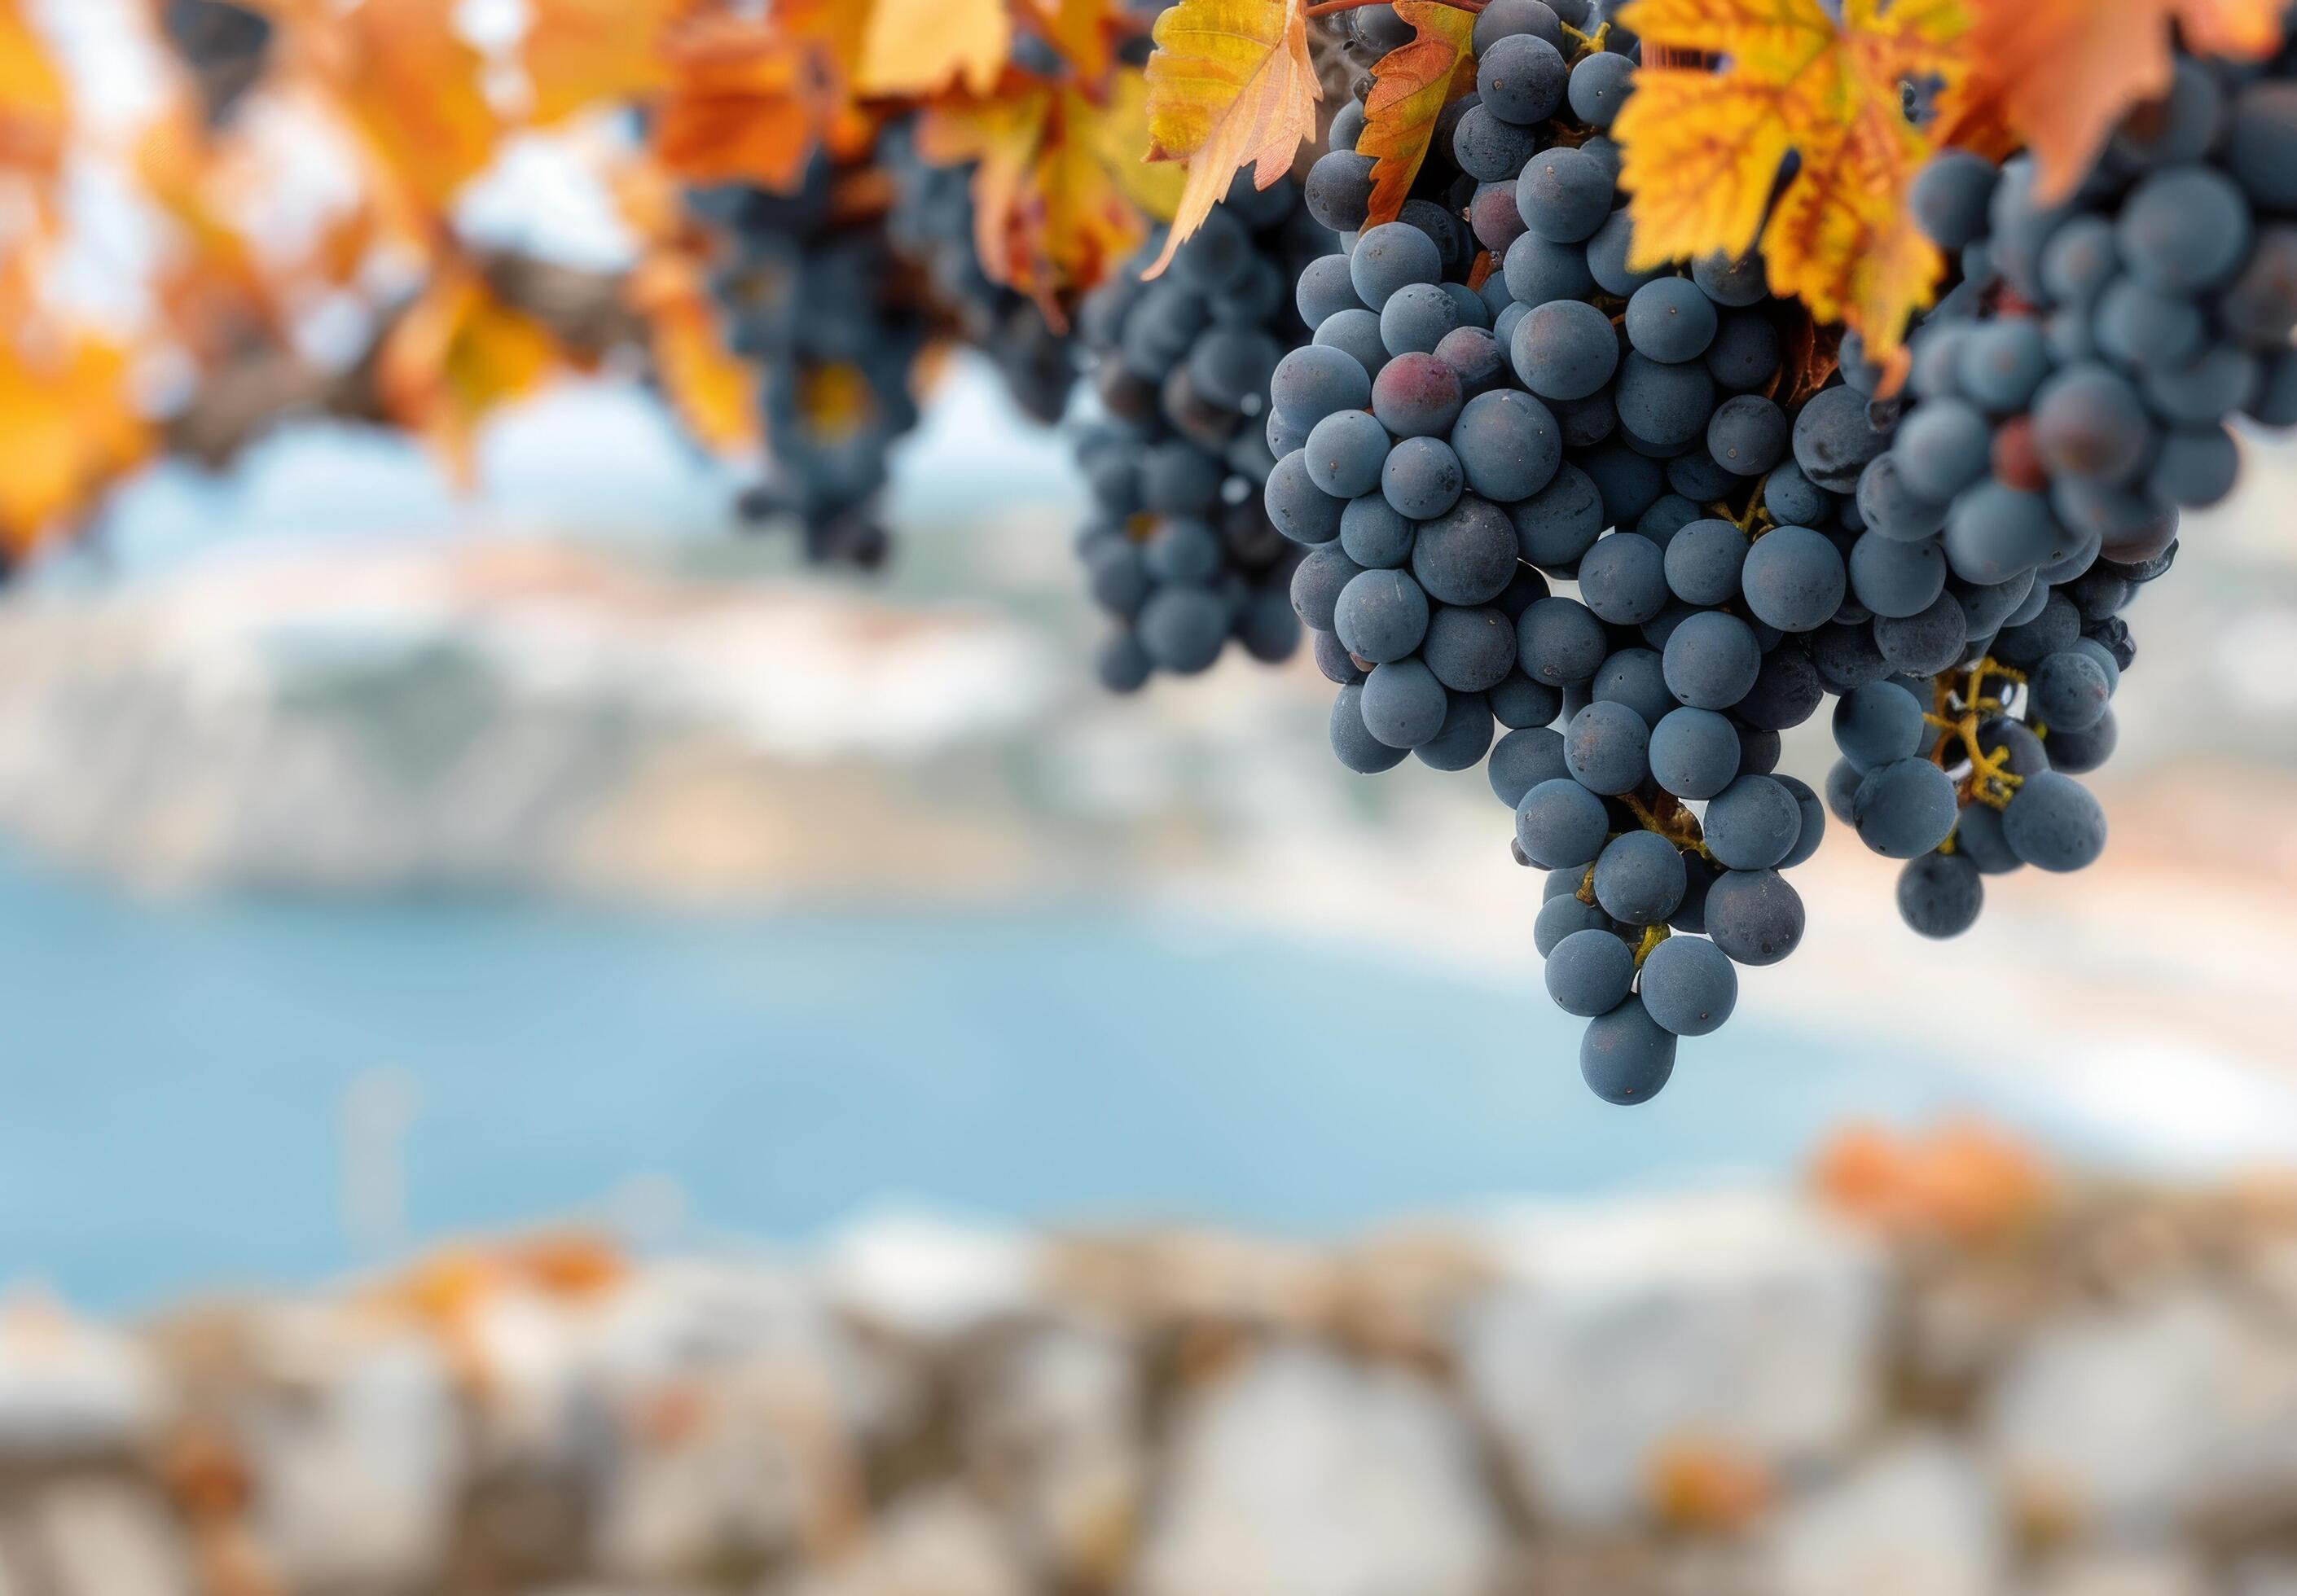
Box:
(1357, 0, 1477, 229)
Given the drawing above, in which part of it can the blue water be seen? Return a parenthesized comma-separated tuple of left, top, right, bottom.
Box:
(0, 854, 2061, 1312)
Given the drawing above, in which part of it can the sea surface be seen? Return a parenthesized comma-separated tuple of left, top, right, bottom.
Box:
(0, 849, 2190, 1314)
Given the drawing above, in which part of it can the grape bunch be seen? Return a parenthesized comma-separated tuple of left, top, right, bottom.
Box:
(883, 126, 1078, 428)
(1069, 175, 1334, 691)
(701, 159, 935, 570)
(1829, 32, 2297, 939)
(1273, 7, 1857, 1104)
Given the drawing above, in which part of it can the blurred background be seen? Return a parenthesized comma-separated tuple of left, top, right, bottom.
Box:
(8, 2, 2297, 1594)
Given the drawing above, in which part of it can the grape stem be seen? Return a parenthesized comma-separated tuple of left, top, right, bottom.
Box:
(1632, 923, 1670, 969)
(1926, 657, 2030, 811)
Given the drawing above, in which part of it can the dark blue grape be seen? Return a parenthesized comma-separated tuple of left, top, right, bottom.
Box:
(1649, 707, 1741, 800)
(1504, 231, 1598, 306)
(1898, 851, 1983, 939)
(1638, 936, 1738, 1037)
(1416, 690, 1495, 771)
(1852, 757, 1960, 859)
(1315, 307, 1390, 378)
(1568, 50, 1635, 128)
(1832, 679, 1927, 771)
(1491, 670, 1565, 730)
(1138, 587, 1230, 673)
(1707, 394, 1789, 477)
(1848, 532, 1948, 619)
(1382, 435, 1467, 520)
(1615, 353, 1717, 451)
(1372, 352, 1467, 438)
(1361, 657, 1449, 748)
(2028, 649, 2110, 732)
(1911, 151, 2000, 250)
(1577, 533, 1671, 625)
(1511, 299, 1619, 401)
(2118, 166, 2252, 295)
(1592, 646, 1676, 732)
(1740, 525, 1847, 633)
(1490, 724, 1568, 807)
(1413, 496, 1519, 604)
(1519, 594, 1610, 684)
(1704, 311, 1781, 392)
(1341, 493, 1415, 568)
(1331, 682, 1410, 772)
(1271, 344, 1374, 428)
(1334, 568, 1431, 664)
(1425, 604, 1518, 692)
(1586, 210, 1660, 298)
(1305, 150, 1377, 234)
(1290, 543, 1364, 631)
(2095, 277, 2205, 369)
(1581, 997, 1676, 1104)
(1548, 927, 1636, 1019)
(1302, 410, 1390, 499)
(1702, 870, 1805, 967)
(1625, 277, 1718, 363)
(1515, 147, 1614, 244)
(1662, 610, 1763, 710)
(1518, 776, 1612, 868)
(1791, 384, 1892, 493)
(1873, 593, 1969, 676)
(1265, 450, 1346, 546)
(1565, 699, 1651, 795)
(1380, 282, 1462, 357)
(1511, 464, 1605, 568)
(2001, 770, 2106, 871)
(1594, 831, 1688, 925)
(1775, 774, 1826, 868)
(1704, 775, 1803, 871)
(1451, 389, 1561, 502)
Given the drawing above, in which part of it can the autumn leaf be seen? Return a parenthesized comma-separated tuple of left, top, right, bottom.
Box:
(0, 333, 152, 558)
(1936, 0, 2285, 198)
(922, 70, 1169, 314)
(0, 0, 66, 183)
(1141, 0, 1320, 278)
(1092, 64, 1184, 224)
(522, 0, 683, 127)
(1025, 0, 1113, 83)
(380, 266, 564, 480)
(652, 14, 819, 191)
(859, 0, 1010, 99)
(1357, 0, 1477, 230)
(253, 0, 499, 222)
(1616, 0, 1969, 360)
(627, 256, 760, 454)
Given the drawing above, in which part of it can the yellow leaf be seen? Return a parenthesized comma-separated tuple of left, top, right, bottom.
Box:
(859, 0, 1009, 99)
(628, 256, 759, 454)
(380, 266, 564, 481)
(257, 0, 501, 218)
(1936, 0, 2286, 199)
(1617, 0, 1968, 359)
(1357, 0, 1476, 230)
(1025, 0, 1111, 83)
(1093, 63, 1183, 223)
(523, 0, 683, 126)
(922, 76, 1159, 312)
(0, 0, 67, 182)
(1140, 0, 1320, 278)
(0, 334, 151, 558)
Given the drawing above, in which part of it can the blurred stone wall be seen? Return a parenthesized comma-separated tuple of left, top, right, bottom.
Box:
(7, 1141, 2297, 1596)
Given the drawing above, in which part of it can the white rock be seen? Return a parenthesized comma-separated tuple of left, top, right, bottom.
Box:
(30, 1481, 192, 1596)
(963, 1320, 1142, 1585)
(1987, 1291, 2297, 1532)
(1135, 1344, 1504, 1596)
(1767, 1434, 2005, 1596)
(2018, 1551, 2212, 1596)
(820, 1211, 1043, 1342)
(0, 1299, 166, 1454)
(1456, 1189, 1886, 1524)
(245, 1326, 463, 1589)
(784, 1488, 1026, 1596)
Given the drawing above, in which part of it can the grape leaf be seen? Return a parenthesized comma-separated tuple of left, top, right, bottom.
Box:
(301, 0, 501, 217)
(628, 255, 761, 453)
(859, 0, 1010, 99)
(652, 14, 820, 191)
(1936, 0, 2286, 198)
(0, 332, 150, 557)
(1140, 0, 1320, 278)
(1026, 0, 1113, 84)
(380, 265, 564, 479)
(0, 0, 67, 184)
(1357, 0, 1477, 230)
(522, 0, 684, 127)
(1616, 0, 1968, 360)
(923, 69, 1172, 315)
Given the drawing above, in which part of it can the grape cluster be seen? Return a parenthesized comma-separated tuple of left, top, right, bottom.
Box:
(1276, 7, 1855, 1103)
(1831, 33, 2297, 939)
(883, 127, 1078, 427)
(1069, 176, 1334, 690)
(702, 160, 933, 570)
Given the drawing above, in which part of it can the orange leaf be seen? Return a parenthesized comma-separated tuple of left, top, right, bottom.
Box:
(0, 0, 66, 182)
(859, 0, 1010, 99)
(1357, 0, 1477, 230)
(1140, 0, 1320, 278)
(628, 255, 760, 454)
(1937, 0, 2286, 199)
(1617, 0, 1969, 360)
(523, 0, 683, 127)
(652, 14, 819, 191)
(379, 265, 564, 481)
(1025, 0, 1112, 83)
(257, 0, 501, 220)
(922, 71, 1168, 312)
(0, 333, 152, 558)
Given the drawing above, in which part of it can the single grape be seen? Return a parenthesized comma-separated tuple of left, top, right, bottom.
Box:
(1518, 776, 1613, 868)
(1577, 533, 1671, 625)
(1638, 936, 1739, 1037)
(1593, 831, 1689, 925)
(1702, 870, 1806, 967)
(1704, 775, 1804, 871)
(1852, 757, 1960, 859)
(1649, 707, 1741, 800)
(1451, 389, 1562, 503)
(1372, 352, 1468, 438)
(1547, 928, 1637, 1018)
(1898, 851, 1983, 939)
(1565, 699, 1652, 796)
(1511, 299, 1620, 402)
(1741, 525, 1848, 634)
(2000, 770, 2107, 871)
(1412, 496, 1520, 605)
(1382, 435, 1468, 520)
(1515, 147, 1614, 243)
(1333, 568, 1431, 664)
(1580, 997, 1677, 1105)
(1662, 610, 1764, 710)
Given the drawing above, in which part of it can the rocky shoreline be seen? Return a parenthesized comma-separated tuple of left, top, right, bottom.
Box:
(4, 1131, 2297, 1595)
